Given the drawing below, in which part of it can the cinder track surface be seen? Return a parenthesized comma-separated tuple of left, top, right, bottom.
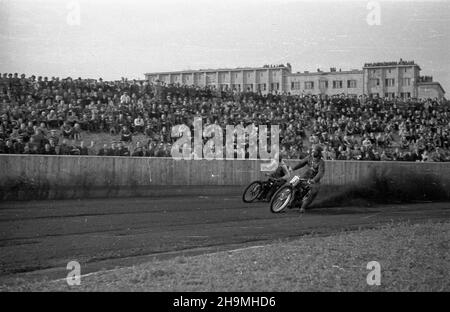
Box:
(0, 192, 449, 283)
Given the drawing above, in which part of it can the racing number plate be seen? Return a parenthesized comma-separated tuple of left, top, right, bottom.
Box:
(289, 175, 300, 186)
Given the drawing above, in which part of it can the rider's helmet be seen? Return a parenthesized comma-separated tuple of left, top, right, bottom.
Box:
(312, 144, 323, 158)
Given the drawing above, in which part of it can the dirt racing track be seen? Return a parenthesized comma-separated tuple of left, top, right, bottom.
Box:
(0, 191, 449, 283)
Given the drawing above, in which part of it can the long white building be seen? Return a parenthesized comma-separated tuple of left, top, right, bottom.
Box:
(145, 60, 445, 100)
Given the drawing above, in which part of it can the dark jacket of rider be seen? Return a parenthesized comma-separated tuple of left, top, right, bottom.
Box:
(292, 155, 325, 184)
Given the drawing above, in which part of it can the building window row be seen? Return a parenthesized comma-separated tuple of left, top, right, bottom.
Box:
(347, 80, 357, 88)
(371, 92, 412, 98)
(304, 81, 314, 89)
(332, 80, 343, 89)
(291, 82, 301, 90)
(289, 79, 358, 90)
(319, 81, 328, 89)
(385, 78, 395, 87)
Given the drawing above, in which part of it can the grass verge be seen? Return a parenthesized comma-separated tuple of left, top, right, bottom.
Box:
(1, 221, 448, 291)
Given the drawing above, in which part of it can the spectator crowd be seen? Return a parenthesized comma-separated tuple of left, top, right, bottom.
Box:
(1, 72, 449, 162)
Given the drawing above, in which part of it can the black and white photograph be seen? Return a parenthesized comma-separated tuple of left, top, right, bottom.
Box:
(0, 0, 449, 296)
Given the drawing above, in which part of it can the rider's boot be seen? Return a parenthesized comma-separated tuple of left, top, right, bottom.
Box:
(299, 192, 313, 213)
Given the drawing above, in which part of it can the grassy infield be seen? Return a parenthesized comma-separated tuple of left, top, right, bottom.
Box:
(3, 221, 449, 292)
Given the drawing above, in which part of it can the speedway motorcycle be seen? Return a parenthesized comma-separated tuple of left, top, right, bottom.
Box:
(269, 175, 312, 213)
(242, 174, 286, 203)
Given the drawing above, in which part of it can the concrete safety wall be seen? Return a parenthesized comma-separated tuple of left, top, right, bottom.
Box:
(1, 154, 449, 200)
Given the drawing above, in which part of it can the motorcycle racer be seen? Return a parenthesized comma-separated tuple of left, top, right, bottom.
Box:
(291, 144, 325, 213)
(262, 155, 291, 200)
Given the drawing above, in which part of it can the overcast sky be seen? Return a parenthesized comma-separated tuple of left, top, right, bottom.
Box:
(1, 0, 449, 91)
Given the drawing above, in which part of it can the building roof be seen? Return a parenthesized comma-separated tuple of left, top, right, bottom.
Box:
(363, 60, 421, 70)
(289, 69, 363, 77)
(145, 65, 290, 76)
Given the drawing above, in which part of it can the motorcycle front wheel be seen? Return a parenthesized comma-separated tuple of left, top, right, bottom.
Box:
(270, 186, 293, 213)
(242, 181, 263, 203)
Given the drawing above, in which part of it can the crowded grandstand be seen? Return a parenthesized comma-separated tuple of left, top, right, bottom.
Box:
(0, 73, 449, 161)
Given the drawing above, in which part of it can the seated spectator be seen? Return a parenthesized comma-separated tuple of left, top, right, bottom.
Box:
(47, 110, 59, 128)
(97, 144, 109, 156)
(31, 144, 40, 154)
(69, 140, 81, 155)
(107, 143, 119, 156)
(380, 151, 391, 161)
(403, 151, 412, 162)
(61, 121, 73, 139)
(421, 150, 430, 162)
(23, 144, 32, 154)
(57, 139, 72, 155)
(18, 123, 29, 142)
(134, 116, 145, 133)
(13, 137, 25, 154)
(118, 142, 130, 156)
(154, 143, 166, 157)
(430, 147, 444, 162)
(120, 125, 132, 142)
(4, 139, 15, 154)
(28, 136, 41, 153)
(410, 149, 421, 162)
(146, 142, 156, 157)
(362, 135, 372, 149)
(48, 129, 60, 146)
(9, 128, 21, 142)
(120, 91, 131, 104)
(78, 140, 94, 155)
(323, 145, 336, 160)
(132, 142, 145, 157)
(42, 143, 56, 155)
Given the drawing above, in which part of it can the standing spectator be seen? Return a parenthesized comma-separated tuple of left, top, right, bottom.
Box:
(72, 123, 82, 141)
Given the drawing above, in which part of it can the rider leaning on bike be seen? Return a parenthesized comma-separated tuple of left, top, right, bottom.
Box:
(269, 154, 291, 180)
(291, 144, 325, 213)
(264, 154, 291, 199)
